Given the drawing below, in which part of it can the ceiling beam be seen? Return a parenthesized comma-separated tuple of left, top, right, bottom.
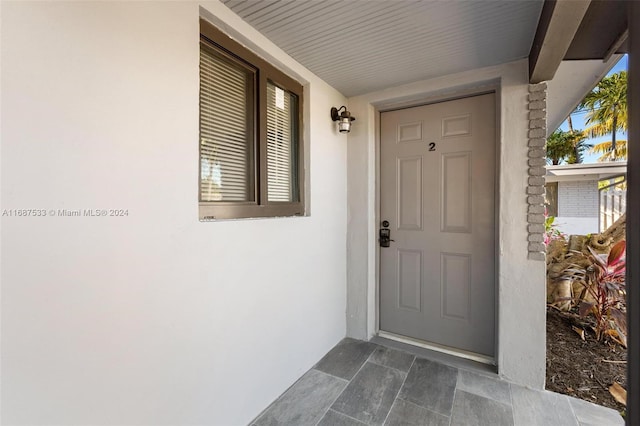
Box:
(529, 0, 591, 83)
(603, 28, 629, 63)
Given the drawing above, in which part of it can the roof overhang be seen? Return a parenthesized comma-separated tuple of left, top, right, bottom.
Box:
(219, 0, 625, 105)
(529, 0, 629, 134)
(529, 0, 629, 83)
(546, 162, 627, 183)
(564, 0, 629, 61)
(528, 0, 592, 83)
(221, 0, 545, 97)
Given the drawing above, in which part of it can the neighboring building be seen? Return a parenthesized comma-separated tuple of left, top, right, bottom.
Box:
(1, 1, 634, 425)
(546, 162, 627, 235)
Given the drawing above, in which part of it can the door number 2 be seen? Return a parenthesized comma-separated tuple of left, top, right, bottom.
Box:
(428, 142, 436, 151)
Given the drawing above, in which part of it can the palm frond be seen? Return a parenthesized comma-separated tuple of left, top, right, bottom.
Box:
(585, 119, 626, 138)
(589, 140, 627, 161)
(579, 71, 628, 146)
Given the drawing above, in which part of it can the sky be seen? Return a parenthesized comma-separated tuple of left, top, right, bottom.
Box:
(555, 55, 628, 164)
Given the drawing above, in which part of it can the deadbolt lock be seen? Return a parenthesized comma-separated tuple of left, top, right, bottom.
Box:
(379, 221, 394, 248)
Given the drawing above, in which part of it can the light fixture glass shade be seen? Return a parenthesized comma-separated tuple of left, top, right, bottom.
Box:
(338, 116, 351, 133)
(331, 106, 355, 134)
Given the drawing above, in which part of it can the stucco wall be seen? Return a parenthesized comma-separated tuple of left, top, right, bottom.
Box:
(346, 60, 546, 389)
(1, 2, 347, 425)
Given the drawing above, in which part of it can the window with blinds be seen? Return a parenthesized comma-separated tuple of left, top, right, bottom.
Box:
(199, 46, 255, 203)
(267, 83, 298, 203)
(199, 20, 304, 220)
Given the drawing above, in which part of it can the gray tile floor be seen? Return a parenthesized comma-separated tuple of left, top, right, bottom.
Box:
(251, 338, 624, 426)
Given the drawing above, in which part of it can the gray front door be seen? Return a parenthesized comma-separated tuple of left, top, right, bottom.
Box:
(379, 93, 496, 358)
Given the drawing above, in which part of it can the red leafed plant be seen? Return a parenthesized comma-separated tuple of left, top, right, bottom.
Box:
(578, 240, 627, 345)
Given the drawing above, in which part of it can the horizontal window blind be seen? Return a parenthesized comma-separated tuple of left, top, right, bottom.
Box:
(198, 19, 305, 219)
(267, 82, 298, 202)
(199, 44, 253, 202)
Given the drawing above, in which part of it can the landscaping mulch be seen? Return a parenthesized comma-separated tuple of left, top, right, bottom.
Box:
(546, 308, 627, 414)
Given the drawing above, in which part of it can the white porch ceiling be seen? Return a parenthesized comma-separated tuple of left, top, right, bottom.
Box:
(222, 0, 544, 97)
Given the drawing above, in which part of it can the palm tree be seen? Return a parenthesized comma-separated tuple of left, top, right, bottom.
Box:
(546, 129, 589, 165)
(566, 131, 590, 164)
(580, 71, 627, 161)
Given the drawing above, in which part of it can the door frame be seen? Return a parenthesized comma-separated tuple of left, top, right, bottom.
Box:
(346, 60, 547, 389)
(373, 85, 501, 365)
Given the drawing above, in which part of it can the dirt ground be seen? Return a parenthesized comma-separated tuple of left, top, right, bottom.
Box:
(546, 308, 627, 414)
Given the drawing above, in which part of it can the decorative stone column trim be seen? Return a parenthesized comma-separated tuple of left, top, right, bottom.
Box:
(527, 82, 547, 261)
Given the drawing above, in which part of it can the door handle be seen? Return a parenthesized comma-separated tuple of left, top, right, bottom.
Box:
(379, 221, 394, 248)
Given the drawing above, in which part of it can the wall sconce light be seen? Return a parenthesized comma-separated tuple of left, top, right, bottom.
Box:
(331, 106, 356, 133)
